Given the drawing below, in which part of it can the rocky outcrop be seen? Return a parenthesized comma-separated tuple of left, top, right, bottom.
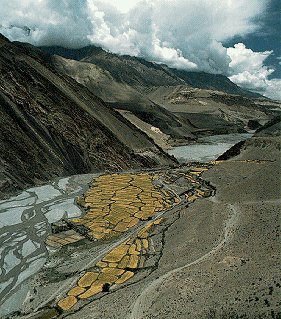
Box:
(247, 119, 262, 130)
(255, 115, 281, 137)
(216, 140, 247, 161)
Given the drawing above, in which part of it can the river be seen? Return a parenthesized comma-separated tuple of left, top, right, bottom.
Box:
(0, 174, 95, 316)
(168, 133, 252, 163)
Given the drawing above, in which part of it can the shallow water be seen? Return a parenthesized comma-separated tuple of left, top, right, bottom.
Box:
(168, 133, 252, 163)
(0, 174, 95, 316)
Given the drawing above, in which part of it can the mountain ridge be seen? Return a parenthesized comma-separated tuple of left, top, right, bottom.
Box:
(40, 44, 280, 145)
(40, 44, 261, 98)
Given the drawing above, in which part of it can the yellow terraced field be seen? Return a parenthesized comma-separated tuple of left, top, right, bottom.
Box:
(71, 173, 173, 240)
(58, 218, 163, 311)
(55, 168, 215, 312)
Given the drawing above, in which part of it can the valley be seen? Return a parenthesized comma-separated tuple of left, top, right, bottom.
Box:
(2, 143, 280, 318)
(0, 33, 280, 319)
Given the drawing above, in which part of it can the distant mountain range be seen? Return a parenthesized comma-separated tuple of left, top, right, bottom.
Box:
(41, 45, 261, 98)
(40, 44, 279, 142)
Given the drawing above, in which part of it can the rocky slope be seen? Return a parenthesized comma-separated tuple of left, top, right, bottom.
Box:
(217, 116, 281, 160)
(0, 35, 176, 198)
(40, 45, 281, 143)
(50, 54, 198, 143)
(40, 45, 260, 97)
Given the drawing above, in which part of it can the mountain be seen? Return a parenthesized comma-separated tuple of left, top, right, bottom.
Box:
(0, 35, 176, 198)
(40, 45, 280, 145)
(1, 36, 280, 198)
(40, 45, 260, 97)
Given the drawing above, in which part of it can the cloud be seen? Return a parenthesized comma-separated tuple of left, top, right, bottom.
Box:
(263, 79, 281, 100)
(0, 0, 93, 48)
(0, 0, 280, 99)
(227, 43, 281, 100)
(0, 0, 266, 71)
(227, 43, 273, 76)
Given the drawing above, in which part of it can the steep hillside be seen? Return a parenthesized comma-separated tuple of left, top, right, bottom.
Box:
(40, 45, 280, 141)
(41, 45, 184, 87)
(51, 55, 198, 141)
(0, 35, 176, 198)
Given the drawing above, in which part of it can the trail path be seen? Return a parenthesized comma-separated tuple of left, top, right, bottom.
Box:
(128, 203, 240, 319)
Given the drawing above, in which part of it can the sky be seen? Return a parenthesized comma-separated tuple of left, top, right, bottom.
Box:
(0, 0, 280, 100)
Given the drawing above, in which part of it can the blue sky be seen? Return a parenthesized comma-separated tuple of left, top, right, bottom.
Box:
(0, 0, 280, 99)
(225, 0, 281, 79)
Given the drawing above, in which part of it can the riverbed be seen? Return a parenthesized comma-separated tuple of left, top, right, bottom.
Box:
(168, 133, 252, 163)
(0, 174, 95, 316)
(0, 133, 252, 316)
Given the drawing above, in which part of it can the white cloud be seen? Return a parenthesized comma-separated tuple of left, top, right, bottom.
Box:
(0, 0, 280, 99)
(263, 79, 281, 100)
(101, 0, 143, 13)
(0, 0, 266, 71)
(227, 43, 281, 100)
(0, 0, 93, 48)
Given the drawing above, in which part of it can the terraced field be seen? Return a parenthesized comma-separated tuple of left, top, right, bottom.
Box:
(7, 166, 216, 318)
(58, 218, 163, 311)
(52, 172, 178, 311)
(71, 173, 174, 239)
(45, 173, 175, 248)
